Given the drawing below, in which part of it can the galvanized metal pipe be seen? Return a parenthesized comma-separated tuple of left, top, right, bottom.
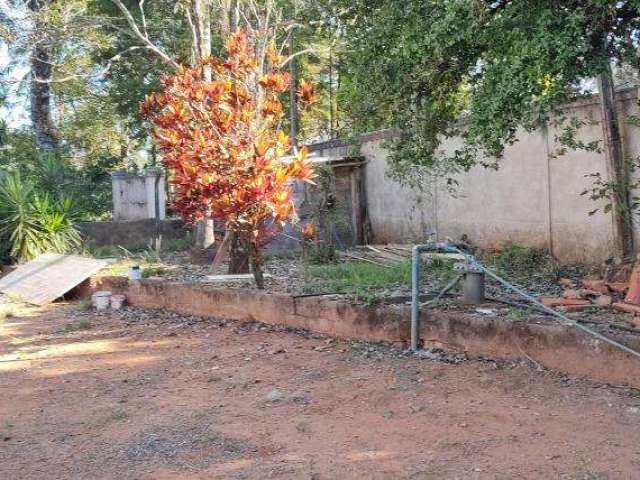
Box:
(411, 246, 422, 350)
(411, 243, 459, 350)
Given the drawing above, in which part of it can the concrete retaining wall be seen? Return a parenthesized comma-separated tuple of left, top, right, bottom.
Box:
(91, 276, 640, 388)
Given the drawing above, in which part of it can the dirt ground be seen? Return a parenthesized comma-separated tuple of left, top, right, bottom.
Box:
(2, 304, 640, 479)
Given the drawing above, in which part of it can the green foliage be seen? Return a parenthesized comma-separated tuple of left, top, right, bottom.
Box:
(485, 243, 555, 275)
(303, 242, 338, 265)
(581, 157, 640, 217)
(304, 260, 411, 304)
(318, 0, 640, 181)
(0, 172, 82, 262)
(0, 144, 116, 222)
(77, 298, 94, 312)
(141, 265, 168, 278)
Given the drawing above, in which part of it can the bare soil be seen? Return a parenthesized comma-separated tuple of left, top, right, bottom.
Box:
(2, 303, 640, 479)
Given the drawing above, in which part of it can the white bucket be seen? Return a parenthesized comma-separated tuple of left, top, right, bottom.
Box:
(110, 294, 126, 310)
(92, 291, 112, 311)
(129, 266, 142, 280)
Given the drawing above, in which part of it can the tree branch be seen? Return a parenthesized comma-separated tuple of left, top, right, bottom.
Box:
(110, 0, 179, 69)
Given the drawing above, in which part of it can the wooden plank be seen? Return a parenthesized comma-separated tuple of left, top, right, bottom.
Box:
(359, 247, 406, 264)
(379, 247, 411, 259)
(203, 274, 272, 283)
(341, 252, 391, 268)
(0, 254, 108, 306)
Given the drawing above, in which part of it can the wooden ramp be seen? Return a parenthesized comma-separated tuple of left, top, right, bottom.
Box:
(0, 254, 108, 305)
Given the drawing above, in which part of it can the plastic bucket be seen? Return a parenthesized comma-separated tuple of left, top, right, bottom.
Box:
(129, 266, 142, 280)
(110, 294, 126, 310)
(92, 291, 112, 311)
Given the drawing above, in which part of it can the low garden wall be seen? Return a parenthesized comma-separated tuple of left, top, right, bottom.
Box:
(91, 276, 640, 388)
(80, 219, 189, 247)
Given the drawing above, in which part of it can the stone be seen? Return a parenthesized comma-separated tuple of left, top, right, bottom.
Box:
(266, 389, 285, 402)
(625, 317, 640, 329)
(539, 297, 591, 308)
(581, 279, 610, 295)
(289, 391, 309, 405)
(595, 295, 613, 307)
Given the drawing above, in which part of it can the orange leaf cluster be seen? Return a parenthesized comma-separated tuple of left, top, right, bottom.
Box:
(141, 30, 316, 242)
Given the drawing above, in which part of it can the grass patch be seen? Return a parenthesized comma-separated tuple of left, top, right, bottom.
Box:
(303, 258, 456, 305)
(98, 257, 167, 278)
(77, 318, 92, 330)
(64, 318, 93, 332)
(0, 306, 16, 320)
(141, 265, 168, 278)
(110, 408, 128, 422)
(77, 298, 93, 311)
(0, 296, 30, 320)
(304, 260, 410, 304)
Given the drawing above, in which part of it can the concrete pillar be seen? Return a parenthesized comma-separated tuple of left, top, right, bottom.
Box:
(110, 169, 166, 221)
(144, 168, 166, 220)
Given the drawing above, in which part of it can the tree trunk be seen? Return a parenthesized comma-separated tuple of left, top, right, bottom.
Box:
(195, 218, 215, 249)
(27, 0, 58, 152)
(191, 0, 215, 248)
(598, 67, 634, 259)
(289, 33, 299, 148)
(218, 0, 238, 35)
(228, 233, 250, 274)
(191, 0, 212, 63)
(249, 241, 265, 289)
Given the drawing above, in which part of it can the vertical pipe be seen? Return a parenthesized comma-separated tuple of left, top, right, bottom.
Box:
(411, 246, 421, 351)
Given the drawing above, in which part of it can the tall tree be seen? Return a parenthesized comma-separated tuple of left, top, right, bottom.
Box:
(26, 0, 58, 151)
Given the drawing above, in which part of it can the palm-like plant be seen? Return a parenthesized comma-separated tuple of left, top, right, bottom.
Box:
(0, 172, 81, 262)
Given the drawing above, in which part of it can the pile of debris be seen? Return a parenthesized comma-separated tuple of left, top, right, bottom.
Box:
(539, 257, 640, 328)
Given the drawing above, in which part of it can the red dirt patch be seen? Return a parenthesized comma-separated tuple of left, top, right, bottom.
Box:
(1, 304, 640, 479)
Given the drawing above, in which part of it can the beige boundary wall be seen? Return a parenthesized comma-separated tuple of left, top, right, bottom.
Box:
(310, 89, 640, 263)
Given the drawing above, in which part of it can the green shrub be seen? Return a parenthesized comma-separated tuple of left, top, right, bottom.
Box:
(141, 265, 167, 278)
(0, 172, 82, 261)
(303, 242, 338, 265)
(486, 242, 554, 274)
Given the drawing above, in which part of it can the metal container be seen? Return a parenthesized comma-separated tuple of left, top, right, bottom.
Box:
(463, 271, 485, 304)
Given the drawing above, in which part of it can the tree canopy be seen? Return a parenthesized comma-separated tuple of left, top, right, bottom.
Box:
(322, 0, 640, 181)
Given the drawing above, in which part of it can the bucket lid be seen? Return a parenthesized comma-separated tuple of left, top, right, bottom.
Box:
(92, 291, 112, 298)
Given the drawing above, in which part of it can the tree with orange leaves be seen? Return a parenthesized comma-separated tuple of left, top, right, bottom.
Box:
(141, 29, 317, 288)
